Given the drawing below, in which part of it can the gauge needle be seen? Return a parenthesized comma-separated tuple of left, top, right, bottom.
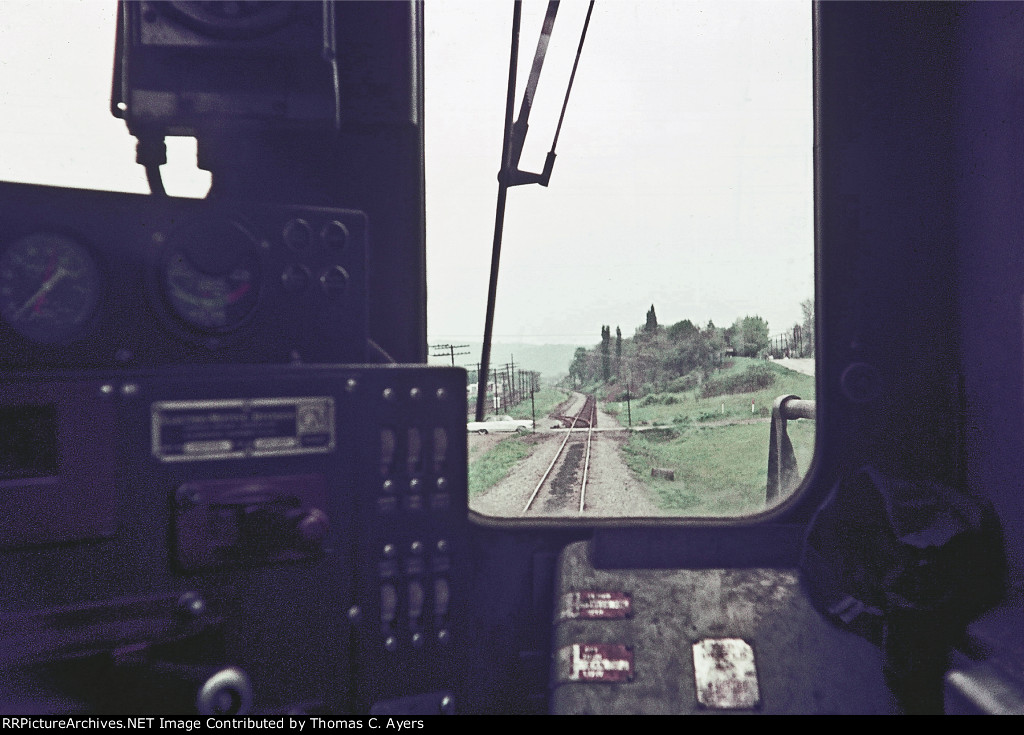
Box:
(11, 266, 70, 321)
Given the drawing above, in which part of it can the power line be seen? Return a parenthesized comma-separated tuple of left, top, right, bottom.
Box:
(430, 343, 471, 366)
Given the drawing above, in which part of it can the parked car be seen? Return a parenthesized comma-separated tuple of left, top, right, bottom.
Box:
(467, 415, 534, 434)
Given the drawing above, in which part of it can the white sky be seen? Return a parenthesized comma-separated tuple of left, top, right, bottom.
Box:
(426, 1, 813, 347)
(0, 1, 812, 350)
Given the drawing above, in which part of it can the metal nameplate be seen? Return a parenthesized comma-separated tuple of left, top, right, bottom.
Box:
(152, 397, 335, 462)
(558, 591, 633, 621)
(558, 644, 634, 683)
(693, 638, 761, 709)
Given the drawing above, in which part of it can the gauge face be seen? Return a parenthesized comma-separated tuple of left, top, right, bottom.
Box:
(0, 234, 101, 344)
(160, 220, 262, 334)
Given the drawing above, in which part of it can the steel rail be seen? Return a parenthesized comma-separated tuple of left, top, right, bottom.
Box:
(522, 410, 580, 514)
(578, 397, 595, 513)
(522, 393, 594, 515)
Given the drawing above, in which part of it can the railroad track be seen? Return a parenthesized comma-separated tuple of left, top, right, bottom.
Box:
(522, 393, 597, 515)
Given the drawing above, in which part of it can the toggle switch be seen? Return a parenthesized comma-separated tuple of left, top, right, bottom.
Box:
(407, 581, 425, 621)
(380, 428, 396, 476)
(432, 428, 448, 473)
(407, 428, 423, 475)
(381, 584, 398, 626)
(434, 578, 450, 618)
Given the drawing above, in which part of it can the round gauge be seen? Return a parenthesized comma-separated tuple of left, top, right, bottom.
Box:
(160, 219, 262, 333)
(0, 234, 101, 344)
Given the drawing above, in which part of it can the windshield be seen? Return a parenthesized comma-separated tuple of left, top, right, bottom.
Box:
(425, 1, 815, 520)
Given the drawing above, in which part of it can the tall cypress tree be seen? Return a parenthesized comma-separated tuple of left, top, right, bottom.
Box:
(645, 304, 658, 333)
(601, 325, 611, 381)
(615, 325, 622, 376)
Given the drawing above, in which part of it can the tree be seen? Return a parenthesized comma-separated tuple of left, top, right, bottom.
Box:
(740, 315, 770, 356)
(705, 320, 725, 369)
(726, 315, 770, 357)
(666, 330, 715, 378)
(615, 326, 622, 376)
(800, 298, 815, 357)
(569, 347, 589, 387)
(644, 304, 658, 333)
(724, 321, 745, 356)
(667, 319, 698, 342)
(601, 325, 611, 381)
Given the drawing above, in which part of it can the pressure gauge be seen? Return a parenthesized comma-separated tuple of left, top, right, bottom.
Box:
(158, 218, 262, 334)
(0, 234, 101, 344)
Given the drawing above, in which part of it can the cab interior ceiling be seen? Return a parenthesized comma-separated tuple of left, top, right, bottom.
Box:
(0, 0, 1022, 717)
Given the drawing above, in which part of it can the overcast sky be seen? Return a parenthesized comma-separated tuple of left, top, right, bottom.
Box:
(0, 1, 812, 352)
(426, 1, 813, 348)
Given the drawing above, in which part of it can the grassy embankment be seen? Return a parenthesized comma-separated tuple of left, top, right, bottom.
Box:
(604, 358, 815, 516)
(467, 386, 570, 497)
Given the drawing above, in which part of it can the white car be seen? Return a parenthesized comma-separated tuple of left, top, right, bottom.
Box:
(467, 415, 534, 434)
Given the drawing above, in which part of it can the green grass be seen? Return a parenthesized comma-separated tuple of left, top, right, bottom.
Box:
(608, 360, 816, 515)
(468, 435, 536, 497)
(505, 386, 569, 423)
(468, 387, 568, 498)
(620, 405, 816, 516)
(605, 358, 814, 426)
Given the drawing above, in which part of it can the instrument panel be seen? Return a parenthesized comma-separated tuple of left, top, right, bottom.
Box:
(0, 181, 368, 368)
(0, 365, 469, 715)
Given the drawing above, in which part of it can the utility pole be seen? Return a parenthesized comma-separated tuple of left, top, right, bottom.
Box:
(431, 343, 470, 366)
(530, 381, 536, 430)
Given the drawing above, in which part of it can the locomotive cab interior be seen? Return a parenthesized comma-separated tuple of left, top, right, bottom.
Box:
(0, 0, 1021, 716)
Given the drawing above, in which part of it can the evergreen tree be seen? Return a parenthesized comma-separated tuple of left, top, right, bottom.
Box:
(601, 325, 611, 381)
(645, 304, 658, 333)
(615, 326, 622, 376)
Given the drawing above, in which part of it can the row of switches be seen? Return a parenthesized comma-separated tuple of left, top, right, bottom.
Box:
(380, 578, 450, 626)
(380, 427, 449, 476)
